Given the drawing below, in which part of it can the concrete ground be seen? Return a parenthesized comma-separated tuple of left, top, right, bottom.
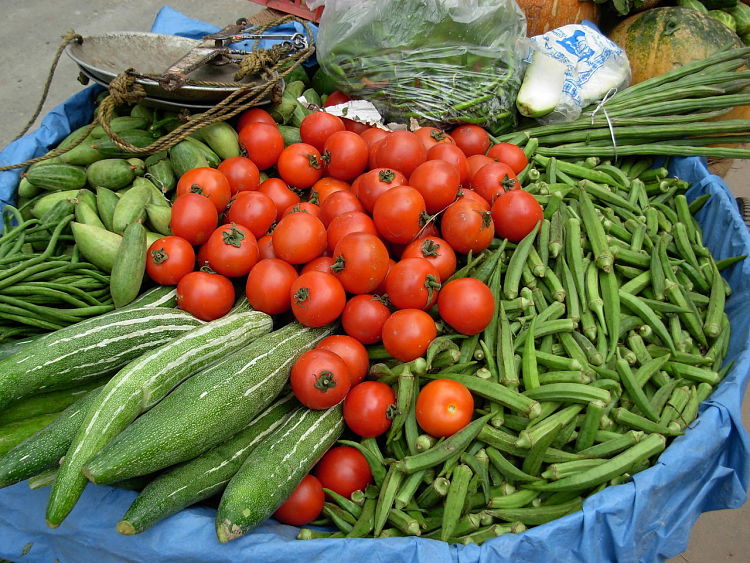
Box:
(0, 2, 748, 561)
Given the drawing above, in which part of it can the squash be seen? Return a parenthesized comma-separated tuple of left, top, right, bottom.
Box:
(515, 0, 601, 37)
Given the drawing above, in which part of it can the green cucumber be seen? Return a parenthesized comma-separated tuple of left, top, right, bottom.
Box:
(145, 204, 171, 235)
(17, 177, 40, 199)
(30, 190, 79, 219)
(0, 413, 60, 456)
(183, 136, 222, 168)
(75, 188, 97, 210)
(46, 310, 272, 527)
(169, 140, 209, 177)
(25, 164, 87, 192)
(134, 177, 169, 207)
(676, 0, 708, 12)
(110, 222, 147, 308)
(90, 117, 149, 139)
(117, 394, 297, 534)
(95, 187, 119, 231)
(122, 285, 177, 310)
(87, 158, 137, 190)
(127, 158, 146, 177)
(83, 322, 336, 485)
(74, 200, 105, 229)
(708, 9, 738, 31)
(195, 120, 241, 160)
(0, 306, 203, 409)
(0, 379, 104, 426)
(145, 154, 176, 193)
(0, 386, 103, 487)
(0, 336, 42, 362)
(90, 130, 155, 157)
(59, 136, 105, 166)
(216, 403, 344, 542)
(112, 182, 150, 234)
(145, 230, 162, 248)
(71, 222, 122, 272)
(729, 2, 750, 34)
(130, 104, 153, 122)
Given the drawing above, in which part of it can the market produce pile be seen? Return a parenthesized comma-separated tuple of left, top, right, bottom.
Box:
(0, 6, 749, 550)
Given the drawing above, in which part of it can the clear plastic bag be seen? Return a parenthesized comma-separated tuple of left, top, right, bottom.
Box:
(311, 0, 528, 134)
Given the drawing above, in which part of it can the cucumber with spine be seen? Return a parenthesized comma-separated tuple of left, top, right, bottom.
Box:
(45, 310, 272, 527)
(0, 413, 60, 456)
(83, 322, 336, 485)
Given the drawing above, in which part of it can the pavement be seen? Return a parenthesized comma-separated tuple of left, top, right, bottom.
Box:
(0, 2, 748, 561)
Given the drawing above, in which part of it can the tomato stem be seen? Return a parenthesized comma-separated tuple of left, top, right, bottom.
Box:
(150, 247, 168, 264)
(424, 274, 442, 306)
(313, 370, 338, 392)
(222, 223, 246, 248)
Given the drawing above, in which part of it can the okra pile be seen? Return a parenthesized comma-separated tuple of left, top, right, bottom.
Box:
(300, 151, 738, 545)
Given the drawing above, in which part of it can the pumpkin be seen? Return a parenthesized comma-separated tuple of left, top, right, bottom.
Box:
(515, 0, 601, 37)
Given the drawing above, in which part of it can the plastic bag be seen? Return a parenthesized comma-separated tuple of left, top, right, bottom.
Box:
(312, 0, 528, 134)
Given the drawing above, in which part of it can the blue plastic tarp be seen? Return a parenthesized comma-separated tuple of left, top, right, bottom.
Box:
(1, 8, 750, 563)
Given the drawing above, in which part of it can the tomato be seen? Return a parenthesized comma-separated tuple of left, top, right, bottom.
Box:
(381, 309, 437, 362)
(258, 178, 301, 221)
(201, 223, 259, 278)
(272, 212, 327, 265)
(356, 168, 407, 214)
(245, 258, 298, 314)
(322, 90, 351, 107)
(316, 334, 369, 386)
(331, 232, 389, 295)
(343, 118, 370, 135)
(426, 143, 470, 188)
(319, 189, 363, 227)
(237, 107, 276, 131)
(311, 177, 350, 205)
(257, 234, 276, 260)
(176, 167, 231, 213)
(372, 130, 427, 177)
(276, 143, 325, 188)
(491, 189, 544, 243)
(145, 236, 195, 286)
(323, 131, 368, 181)
(416, 379, 474, 437)
(372, 186, 427, 245)
(225, 190, 276, 238)
(401, 236, 456, 283)
(450, 124, 490, 157)
(408, 160, 461, 214)
(438, 278, 495, 335)
(343, 381, 396, 438)
(467, 154, 495, 179)
(290, 349, 351, 409)
(486, 142, 528, 175)
(471, 161, 518, 205)
(314, 446, 372, 499)
(414, 126, 454, 150)
(290, 271, 347, 327)
(341, 294, 391, 344)
(299, 111, 345, 153)
(217, 156, 260, 194)
(238, 122, 284, 170)
(360, 127, 389, 149)
(176, 271, 235, 321)
(385, 257, 441, 310)
(440, 199, 494, 255)
(455, 187, 490, 208)
(326, 211, 377, 253)
(282, 201, 322, 220)
(169, 193, 219, 246)
(301, 255, 335, 275)
(273, 474, 324, 526)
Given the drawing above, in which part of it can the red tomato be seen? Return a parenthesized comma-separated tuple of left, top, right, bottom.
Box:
(343, 118, 370, 135)
(326, 211, 377, 253)
(170, 193, 218, 246)
(238, 122, 284, 170)
(372, 186, 427, 245)
(290, 349, 351, 409)
(317, 335, 369, 386)
(319, 189, 363, 227)
(273, 474, 324, 526)
(471, 161, 519, 205)
(300, 111, 345, 154)
(360, 127, 390, 149)
(343, 381, 396, 438)
(282, 201, 322, 220)
(323, 131, 368, 181)
(467, 154, 496, 179)
(331, 232, 389, 294)
(217, 156, 260, 194)
(225, 191, 277, 238)
(491, 189, 543, 243)
(201, 223, 259, 278)
(257, 234, 276, 260)
(311, 177, 350, 205)
(290, 271, 347, 327)
(450, 124, 490, 157)
(245, 258, 298, 315)
(356, 168, 407, 214)
(322, 90, 351, 107)
(385, 257, 442, 310)
(237, 107, 276, 131)
(272, 212, 327, 265)
(438, 278, 495, 335)
(145, 236, 195, 286)
(426, 143, 471, 188)
(414, 126, 454, 150)
(176, 167, 231, 213)
(401, 236, 457, 283)
(301, 255, 335, 275)
(381, 309, 437, 362)
(440, 199, 494, 255)
(416, 379, 474, 437)
(277, 143, 325, 189)
(372, 130, 427, 177)
(486, 142, 528, 174)
(176, 271, 235, 321)
(314, 446, 372, 499)
(341, 294, 391, 344)
(258, 178, 301, 221)
(409, 160, 461, 214)
(455, 187, 490, 208)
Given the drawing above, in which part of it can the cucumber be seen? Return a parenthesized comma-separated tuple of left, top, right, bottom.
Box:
(27, 467, 58, 490)
(71, 222, 122, 272)
(728, 2, 750, 33)
(95, 186, 120, 231)
(46, 310, 272, 527)
(90, 116, 149, 139)
(0, 386, 103, 487)
(145, 204, 171, 235)
(216, 403, 344, 542)
(145, 153, 176, 193)
(90, 129, 155, 157)
(75, 188, 97, 210)
(30, 190, 80, 219)
(87, 158, 137, 190)
(0, 413, 61, 456)
(122, 285, 178, 310)
(59, 136, 105, 166)
(74, 200, 105, 229)
(196, 120, 241, 160)
(117, 394, 297, 534)
(130, 104, 153, 122)
(183, 136, 222, 168)
(112, 181, 150, 234)
(145, 230, 162, 248)
(25, 163, 87, 192)
(708, 8, 738, 30)
(0, 306, 203, 409)
(677, 0, 709, 12)
(0, 335, 42, 362)
(17, 177, 40, 199)
(0, 379, 104, 426)
(83, 322, 336, 485)
(169, 140, 209, 177)
(135, 176, 169, 207)
(110, 222, 147, 308)
(127, 157, 146, 177)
